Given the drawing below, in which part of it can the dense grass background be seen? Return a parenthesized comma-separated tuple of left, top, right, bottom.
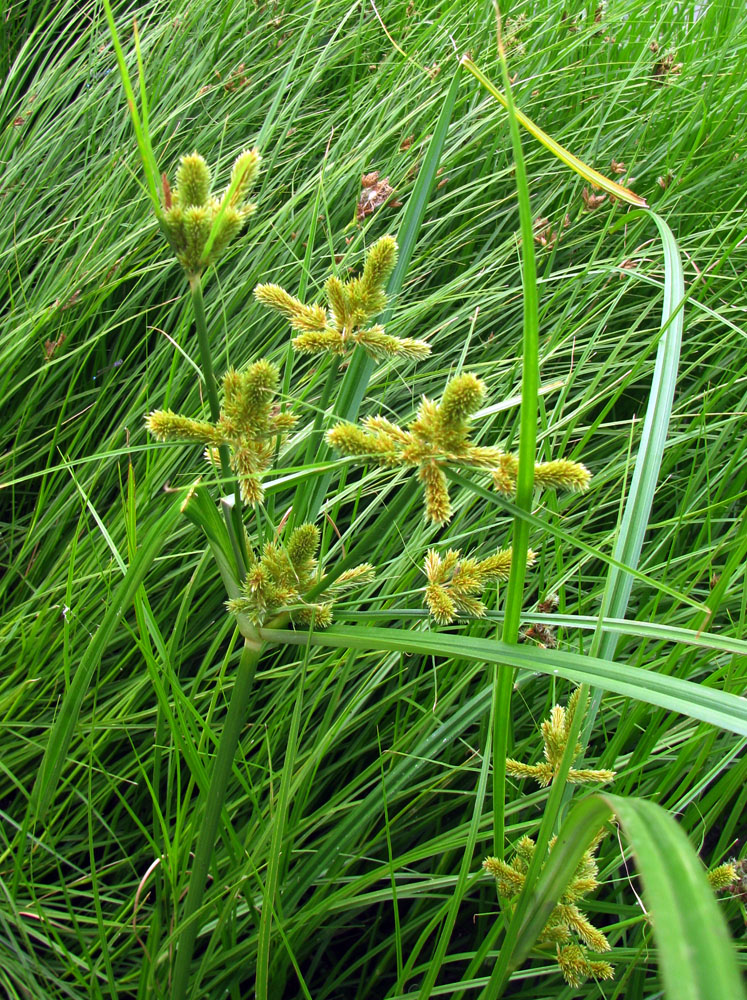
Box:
(2, 0, 746, 997)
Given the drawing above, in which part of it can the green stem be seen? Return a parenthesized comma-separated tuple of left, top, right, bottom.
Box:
(189, 274, 221, 422)
(293, 356, 341, 525)
(490, 33, 540, 861)
(170, 636, 263, 1000)
(188, 273, 247, 575)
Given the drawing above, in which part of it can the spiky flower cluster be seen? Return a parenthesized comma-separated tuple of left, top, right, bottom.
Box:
(506, 689, 616, 788)
(146, 360, 295, 504)
(491, 452, 591, 495)
(484, 830, 614, 988)
(226, 523, 374, 626)
(161, 150, 260, 277)
(328, 373, 590, 524)
(254, 236, 430, 361)
(423, 546, 535, 624)
(329, 373, 498, 524)
(707, 862, 740, 892)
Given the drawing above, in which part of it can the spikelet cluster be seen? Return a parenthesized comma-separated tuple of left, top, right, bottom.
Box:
(146, 360, 295, 504)
(483, 830, 614, 988)
(491, 452, 591, 495)
(506, 689, 616, 788)
(329, 373, 500, 524)
(254, 237, 430, 362)
(423, 547, 535, 624)
(161, 150, 260, 276)
(327, 373, 591, 524)
(226, 523, 374, 626)
(707, 862, 739, 892)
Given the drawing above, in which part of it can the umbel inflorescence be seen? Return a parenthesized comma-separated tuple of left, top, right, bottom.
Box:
(328, 372, 590, 524)
(226, 523, 374, 627)
(254, 236, 430, 361)
(147, 360, 295, 504)
(161, 149, 260, 277)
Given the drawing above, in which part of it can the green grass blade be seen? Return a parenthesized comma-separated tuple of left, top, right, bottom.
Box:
(26, 495, 183, 824)
(258, 625, 747, 736)
(102, 0, 160, 213)
(461, 57, 648, 208)
(492, 19, 540, 863)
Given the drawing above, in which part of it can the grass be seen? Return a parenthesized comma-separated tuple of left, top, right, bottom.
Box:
(2, 0, 747, 998)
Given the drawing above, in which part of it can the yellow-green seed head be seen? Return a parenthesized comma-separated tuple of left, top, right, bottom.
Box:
(293, 331, 346, 355)
(419, 462, 451, 524)
(287, 524, 320, 568)
(424, 583, 457, 624)
(355, 326, 430, 360)
(361, 235, 398, 293)
(506, 759, 555, 786)
(483, 856, 526, 895)
(555, 945, 589, 989)
(183, 205, 212, 273)
(295, 603, 334, 628)
(439, 373, 486, 424)
(146, 410, 217, 443)
(242, 359, 279, 402)
(325, 274, 349, 330)
(534, 459, 591, 492)
(477, 549, 514, 581)
(163, 205, 186, 254)
(492, 452, 519, 493)
(254, 284, 328, 332)
(567, 767, 616, 785)
(228, 148, 261, 206)
(557, 905, 610, 952)
(328, 564, 376, 592)
(208, 205, 246, 263)
(176, 153, 211, 208)
(327, 422, 398, 464)
(708, 863, 738, 891)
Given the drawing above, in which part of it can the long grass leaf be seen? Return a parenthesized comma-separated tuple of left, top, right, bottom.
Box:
(258, 625, 747, 736)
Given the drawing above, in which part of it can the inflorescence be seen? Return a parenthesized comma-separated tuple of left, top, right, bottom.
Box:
(226, 523, 374, 627)
(328, 372, 591, 524)
(161, 149, 260, 277)
(423, 546, 535, 624)
(254, 236, 430, 361)
(147, 360, 295, 504)
(484, 690, 615, 988)
(505, 689, 616, 789)
(484, 831, 614, 989)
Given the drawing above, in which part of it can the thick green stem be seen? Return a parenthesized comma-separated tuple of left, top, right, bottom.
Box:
(490, 33, 540, 860)
(189, 274, 222, 422)
(170, 637, 263, 1000)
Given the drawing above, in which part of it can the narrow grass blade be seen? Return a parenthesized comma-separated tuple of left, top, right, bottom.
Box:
(102, 0, 160, 213)
(591, 211, 685, 657)
(258, 625, 747, 737)
(27, 495, 184, 824)
(582, 210, 685, 735)
(492, 20, 540, 863)
(461, 57, 647, 207)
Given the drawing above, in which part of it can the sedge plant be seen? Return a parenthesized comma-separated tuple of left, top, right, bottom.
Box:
(138, 142, 590, 994)
(17, 5, 740, 998)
